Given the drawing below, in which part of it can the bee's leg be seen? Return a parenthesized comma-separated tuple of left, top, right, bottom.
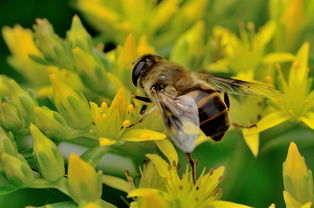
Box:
(232, 122, 257, 129)
(223, 93, 230, 109)
(134, 95, 152, 103)
(186, 153, 198, 184)
(140, 104, 147, 115)
(126, 105, 158, 128)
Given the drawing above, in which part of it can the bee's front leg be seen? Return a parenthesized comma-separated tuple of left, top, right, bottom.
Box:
(134, 95, 152, 103)
(126, 105, 158, 128)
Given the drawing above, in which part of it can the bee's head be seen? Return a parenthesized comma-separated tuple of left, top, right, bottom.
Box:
(132, 54, 162, 87)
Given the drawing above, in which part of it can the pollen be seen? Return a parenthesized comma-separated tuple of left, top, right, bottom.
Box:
(85, 203, 101, 208)
(61, 70, 70, 78)
(101, 113, 107, 120)
(305, 99, 311, 104)
(127, 104, 134, 112)
(99, 137, 114, 146)
(288, 109, 294, 115)
(265, 75, 272, 82)
(292, 61, 300, 69)
(122, 120, 131, 127)
(101, 102, 107, 110)
(140, 133, 149, 140)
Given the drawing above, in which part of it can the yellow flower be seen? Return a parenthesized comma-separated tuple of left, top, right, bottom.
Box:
(241, 43, 314, 156)
(127, 140, 252, 208)
(111, 34, 155, 89)
(207, 21, 276, 74)
(75, 0, 209, 49)
(269, 0, 314, 51)
(282, 142, 313, 208)
(2, 25, 49, 86)
(170, 21, 205, 70)
(90, 88, 166, 145)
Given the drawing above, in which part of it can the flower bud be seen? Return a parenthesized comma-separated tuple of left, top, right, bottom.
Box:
(30, 124, 65, 181)
(50, 74, 92, 129)
(0, 101, 25, 133)
(8, 79, 37, 125)
(67, 15, 93, 52)
(2, 25, 49, 86)
(66, 154, 103, 203)
(0, 153, 34, 188)
(34, 106, 72, 140)
(0, 75, 10, 97)
(283, 142, 313, 204)
(72, 47, 122, 98)
(33, 19, 74, 70)
(0, 127, 18, 156)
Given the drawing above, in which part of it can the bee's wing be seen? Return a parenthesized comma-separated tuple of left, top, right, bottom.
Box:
(153, 91, 200, 153)
(197, 73, 282, 97)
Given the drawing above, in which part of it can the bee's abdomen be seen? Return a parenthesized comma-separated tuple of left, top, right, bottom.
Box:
(188, 89, 230, 141)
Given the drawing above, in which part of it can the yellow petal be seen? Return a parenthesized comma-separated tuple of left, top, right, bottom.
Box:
(268, 203, 276, 208)
(300, 112, 314, 129)
(122, 129, 166, 142)
(289, 42, 309, 84)
(301, 202, 312, 208)
(209, 200, 252, 208)
(99, 137, 116, 147)
(242, 127, 259, 157)
(145, 154, 169, 178)
(257, 112, 289, 132)
(154, 139, 178, 163)
(262, 52, 295, 64)
(256, 21, 276, 44)
(110, 88, 129, 118)
(117, 34, 137, 69)
(127, 188, 168, 208)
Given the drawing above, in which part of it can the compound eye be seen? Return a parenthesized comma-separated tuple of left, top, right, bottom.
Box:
(132, 61, 145, 86)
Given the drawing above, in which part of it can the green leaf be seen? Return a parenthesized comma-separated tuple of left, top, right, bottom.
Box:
(0, 184, 18, 195)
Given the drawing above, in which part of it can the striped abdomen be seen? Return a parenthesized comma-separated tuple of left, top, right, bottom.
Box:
(186, 88, 230, 141)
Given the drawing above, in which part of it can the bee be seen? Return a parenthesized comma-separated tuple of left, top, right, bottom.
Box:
(132, 54, 281, 153)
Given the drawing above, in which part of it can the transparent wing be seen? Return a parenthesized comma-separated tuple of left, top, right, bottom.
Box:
(153, 91, 200, 153)
(197, 73, 282, 97)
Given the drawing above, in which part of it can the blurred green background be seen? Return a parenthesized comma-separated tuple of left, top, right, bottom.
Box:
(0, 0, 314, 208)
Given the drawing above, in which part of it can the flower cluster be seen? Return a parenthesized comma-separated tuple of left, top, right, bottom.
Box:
(0, 0, 313, 207)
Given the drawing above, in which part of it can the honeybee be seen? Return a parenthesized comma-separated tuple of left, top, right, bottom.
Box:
(132, 54, 281, 153)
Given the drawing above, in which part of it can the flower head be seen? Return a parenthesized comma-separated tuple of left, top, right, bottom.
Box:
(90, 88, 166, 146)
(126, 140, 251, 208)
(74, 0, 209, 49)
